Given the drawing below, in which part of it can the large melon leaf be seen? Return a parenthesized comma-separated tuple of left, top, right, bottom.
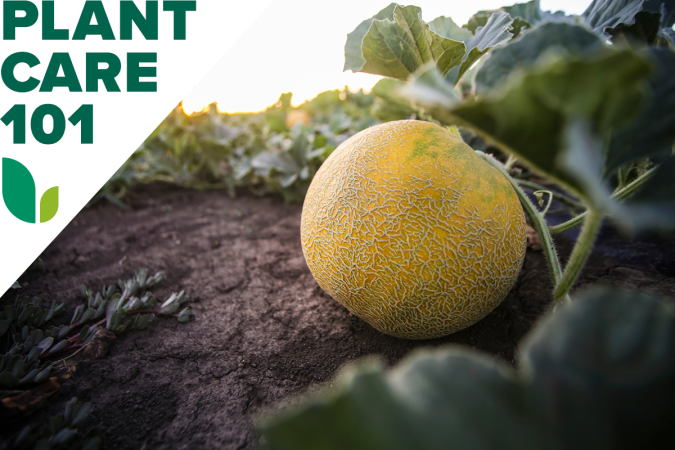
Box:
(475, 22, 606, 95)
(428, 16, 472, 41)
(343, 3, 397, 73)
(618, 155, 675, 230)
(343, 3, 466, 80)
(582, 0, 646, 36)
(643, 0, 675, 26)
(605, 47, 675, 175)
(524, 287, 675, 449)
(409, 49, 651, 207)
(344, 4, 513, 85)
(463, 0, 574, 37)
(449, 11, 514, 85)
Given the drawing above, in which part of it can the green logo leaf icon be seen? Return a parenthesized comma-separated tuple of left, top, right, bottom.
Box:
(2, 158, 35, 223)
(2, 158, 59, 224)
(40, 187, 59, 223)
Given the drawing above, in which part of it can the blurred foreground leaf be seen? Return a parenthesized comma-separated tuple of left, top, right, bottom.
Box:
(605, 47, 675, 174)
(259, 287, 675, 450)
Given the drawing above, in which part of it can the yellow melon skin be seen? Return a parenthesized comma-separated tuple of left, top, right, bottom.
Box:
(301, 120, 527, 339)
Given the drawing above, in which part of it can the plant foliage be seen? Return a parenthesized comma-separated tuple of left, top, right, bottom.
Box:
(97, 89, 378, 205)
(384, 0, 675, 233)
(9, 397, 102, 450)
(0, 268, 194, 389)
(257, 0, 675, 447)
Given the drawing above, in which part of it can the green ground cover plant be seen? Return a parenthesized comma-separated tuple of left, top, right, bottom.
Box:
(1, 268, 195, 448)
(1, 268, 194, 389)
(8, 397, 101, 450)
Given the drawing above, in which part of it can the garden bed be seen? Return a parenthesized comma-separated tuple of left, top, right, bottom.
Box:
(4, 183, 675, 449)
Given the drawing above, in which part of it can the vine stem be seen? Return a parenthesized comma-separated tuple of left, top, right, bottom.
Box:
(515, 179, 586, 211)
(549, 166, 655, 235)
(477, 152, 566, 300)
(552, 209, 604, 301)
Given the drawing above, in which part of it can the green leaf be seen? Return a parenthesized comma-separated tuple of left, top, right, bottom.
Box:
(609, 10, 663, 45)
(261, 355, 546, 450)
(11, 359, 24, 379)
(463, 10, 493, 34)
(39, 186, 58, 223)
(76, 325, 90, 343)
(251, 151, 298, 176)
(5, 305, 16, 320)
(106, 312, 124, 331)
(502, 0, 545, 26)
(644, 0, 675, 26)
(344, 3, 397, 74)
(343, 3, 466, 80)
(407, 48, 652, 206)
(0, 370, 17, 388)
(557, 119, 614, 211)
(2, 158, 36, 224)
(463, 1, 573, 39)
(663, 26, 675, 46)
(57, 325, 70, 339)
(502, 0, 575, 27)
(618, 155, 675, 231)
(259, 287, 675, 450)
(48, 340, 69, 355)
(605, 47, 675, 174)
(475, 22, 606, 95)
(19, 368, 38, 384)
(450, 11, 514, 85)
(582, 0, 646, 36)
(428, 16, 472, 41)
(80, 307, 96, 324)
(370, 78, 417, 121)
(27, 346, 41, 362)
(71, 304, 85, 325)
(401, 64, 460, 123)
(0, 319, 9, 337)
(53, 428, 77, 446)
(18, 305, 36, 322)
(523, 287, 675, 449)
(27, 328, 43, 346)
(71, 402, 92, 426)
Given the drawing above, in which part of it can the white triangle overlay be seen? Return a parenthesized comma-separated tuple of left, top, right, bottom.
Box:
(0, 0, 275, 295)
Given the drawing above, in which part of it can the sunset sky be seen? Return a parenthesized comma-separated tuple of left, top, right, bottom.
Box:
(181, 0, 593, 114)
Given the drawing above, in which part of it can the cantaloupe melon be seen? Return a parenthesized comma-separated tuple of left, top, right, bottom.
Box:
(301, 120, 526, 339)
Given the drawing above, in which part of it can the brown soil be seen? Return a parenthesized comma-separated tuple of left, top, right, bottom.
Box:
(2, 183, 674, 449)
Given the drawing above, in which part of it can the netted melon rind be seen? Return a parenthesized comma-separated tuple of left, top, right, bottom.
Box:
(301, 120, 526, 339)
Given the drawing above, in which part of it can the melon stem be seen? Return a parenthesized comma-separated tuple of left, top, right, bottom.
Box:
(552, 209, 603, 302)
(548, 167, 655, 235)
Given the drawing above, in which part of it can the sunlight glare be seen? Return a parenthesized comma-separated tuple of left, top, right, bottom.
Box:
(182, 0, 593, 114)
